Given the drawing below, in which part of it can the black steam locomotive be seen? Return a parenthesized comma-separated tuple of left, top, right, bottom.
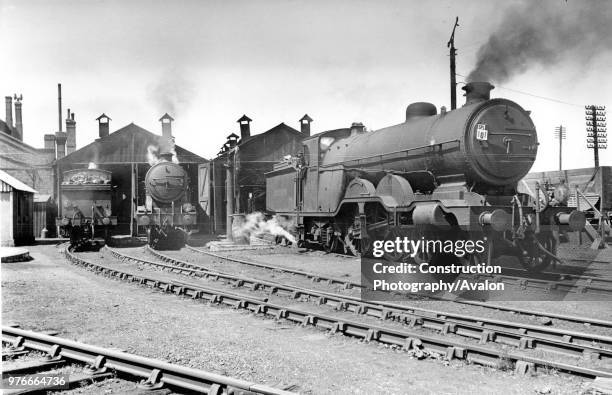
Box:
(136, 153, 197, 249)
(56, 168, 117, 250)
(266, 82, 586, 271)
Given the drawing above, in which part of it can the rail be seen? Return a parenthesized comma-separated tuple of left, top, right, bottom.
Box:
(2, 326, 294, 394)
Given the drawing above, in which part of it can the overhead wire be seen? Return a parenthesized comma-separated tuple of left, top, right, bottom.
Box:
(455, 72, 583, 107)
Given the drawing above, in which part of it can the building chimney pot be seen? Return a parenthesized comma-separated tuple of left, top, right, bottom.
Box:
(299, 114, 313, 136)
(44, 134, 55, 150)
(5, 96, 13, 131)
(159, 113, 174, 139)
(66, 108, 76, 154)
(55, 131, 67, 159)
(96, 113, 111, 139)
(237, 114, 252, 140)
(13, 94, 23, 141)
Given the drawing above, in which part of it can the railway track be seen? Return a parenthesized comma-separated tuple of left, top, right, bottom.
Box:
(185, 246, 612, 329)
(64, 251, 612, 378)
(104, 246, 612, 364)
(61, 246, 612, 380)
(192, 247, 612, 297)
(2, 326, 294, 395)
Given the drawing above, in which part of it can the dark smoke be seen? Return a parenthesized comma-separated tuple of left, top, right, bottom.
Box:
(147, 68, 195, 117)
(467, 1, 612, 83)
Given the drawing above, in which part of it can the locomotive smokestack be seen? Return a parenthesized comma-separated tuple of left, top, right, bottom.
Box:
(462, 82, 494, 105)
(350, 122, 365, 136)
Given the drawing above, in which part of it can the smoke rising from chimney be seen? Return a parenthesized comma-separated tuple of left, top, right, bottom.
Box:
(147, 68, 195, 117)
(467, 1, 612, 84)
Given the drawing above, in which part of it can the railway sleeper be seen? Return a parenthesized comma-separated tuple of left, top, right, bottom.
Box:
(515, 360, 536, 376)
(445, 346, 466, 361)
(519, 337, 534, 349)
(479, 330, 496, 344)
(330, 322, 346, 334)
(583, 349, 601, 361)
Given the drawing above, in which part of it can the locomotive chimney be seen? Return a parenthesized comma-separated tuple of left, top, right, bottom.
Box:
(159, 113, 174, 139)
(5, 96, 13, 130)
(299, 114, 313, 136)
(350, 122, 365, 136)
(96, 113, 111, 139)
(237, 114, 252, 140)
(462, 82, 494, 105)
(66, 109, 76, 154)
(13, 94, 23, 141)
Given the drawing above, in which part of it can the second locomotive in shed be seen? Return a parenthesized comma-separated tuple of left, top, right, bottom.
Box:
(136, 151, 197, 249)
(56, 167, 117, 250)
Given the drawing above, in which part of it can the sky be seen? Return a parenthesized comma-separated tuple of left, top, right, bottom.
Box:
(1, 0, 610, 172)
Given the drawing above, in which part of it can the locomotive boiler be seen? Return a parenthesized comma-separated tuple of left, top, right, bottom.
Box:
(56, 167, 117, 250)
(136, 152, 197, 249)
(266, 82, 586, 271)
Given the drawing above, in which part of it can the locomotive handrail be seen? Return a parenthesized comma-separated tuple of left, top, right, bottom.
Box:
(319, 138, 461, 168)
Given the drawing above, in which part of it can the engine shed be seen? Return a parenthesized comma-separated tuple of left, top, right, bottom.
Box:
(205, 115, 310, 234)
(55, 116, 208, 237)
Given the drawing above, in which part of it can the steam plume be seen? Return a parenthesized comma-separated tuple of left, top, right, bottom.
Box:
(467, 1, 612, 83)
(147, 144, 178, 166)
(233, 212, 297, 244)
(147, 68, 195, 117)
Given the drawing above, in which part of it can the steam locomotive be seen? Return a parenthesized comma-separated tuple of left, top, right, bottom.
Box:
(266, 82, 586, 271)
(56, 168, 117, 251)
(136, 152, 197, 249)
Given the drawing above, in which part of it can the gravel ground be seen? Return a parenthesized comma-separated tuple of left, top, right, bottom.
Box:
(1, 244, 597, 394)
(164, 247, 612, 337)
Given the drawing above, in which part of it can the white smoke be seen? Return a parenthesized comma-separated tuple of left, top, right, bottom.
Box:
(147, 145, 160, 166)
(147, 144, 179, 166)
(233, 212, 296, 244)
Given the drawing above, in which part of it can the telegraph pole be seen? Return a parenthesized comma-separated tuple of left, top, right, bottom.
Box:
(554, 125, 566, 171)
(447, 17, 459, 110)
(585, 105, 607, 168)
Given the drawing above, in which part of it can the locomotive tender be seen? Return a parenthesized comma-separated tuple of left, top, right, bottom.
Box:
(266, 82, 586, 271)
(56, 167, 117, 250)
(136, 152, 197, 249)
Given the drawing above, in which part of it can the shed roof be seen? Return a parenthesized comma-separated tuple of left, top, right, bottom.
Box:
(0, 170, 37, 193)
(56, 123, 208, 166)
(238, 122, 302, 147)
